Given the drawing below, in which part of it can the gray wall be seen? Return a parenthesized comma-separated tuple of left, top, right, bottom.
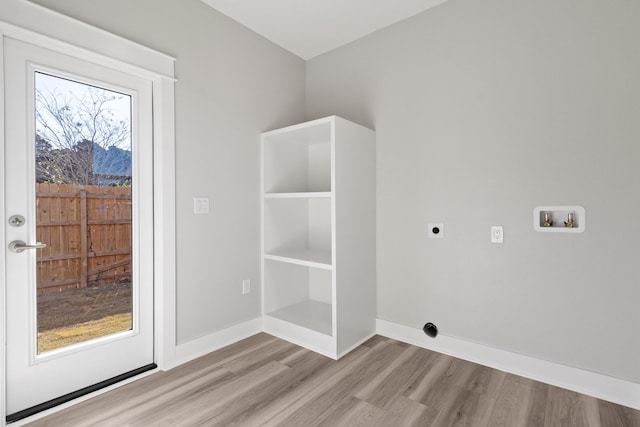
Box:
(306, 0, 640, 383)
(22, 0, 306, 344)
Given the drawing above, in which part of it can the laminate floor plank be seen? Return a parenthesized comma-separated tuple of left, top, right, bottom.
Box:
(247, 345, 374, 427)
(353, 345, 418, 403)
(430, 385, 497, 427)
(360, 334, 389, 349)
(356, 346, 436, 409)
(312, 395, 378, 427)
(373, 395, 439, 427)
(456, 362, 507, 397)
(130, 360, 285, 426)
(327, 398, 384, 427)
(103, 367, 233, 426)
(223, 338, 299, 374)
(598, 399, 640, 427)
(26, 334, 640, 427)
(205, 352, 332, 426)
(404, 353, 464, 408)
(487, 374, 548, 427)
(543, 385, 602, 427)
(275, 340, 407, 427)
(171, 333, 278, 376)
(24, 372, 170, 427)
(277, 347, 310, 367)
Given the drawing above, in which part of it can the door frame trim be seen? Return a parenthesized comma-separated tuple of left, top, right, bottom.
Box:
(0, 11, 176, 425)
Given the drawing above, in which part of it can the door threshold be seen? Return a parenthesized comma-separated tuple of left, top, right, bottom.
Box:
(6, 363, 157, 424)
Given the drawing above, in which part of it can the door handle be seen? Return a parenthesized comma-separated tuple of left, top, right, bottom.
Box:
(8, 240, 47, 253)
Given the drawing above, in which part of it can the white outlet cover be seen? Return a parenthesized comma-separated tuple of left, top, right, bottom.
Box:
(491, 226, 503, 243)
(193, 197, 210, 214)
(428, 223, 444, 239)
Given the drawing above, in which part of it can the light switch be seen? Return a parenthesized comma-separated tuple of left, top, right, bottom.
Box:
(194, 197, 210, 214)
(491, 226, 503, 243)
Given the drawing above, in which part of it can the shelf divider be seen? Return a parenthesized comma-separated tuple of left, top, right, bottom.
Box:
(264, 250, 332, 270)
(264, 192, 331, 199)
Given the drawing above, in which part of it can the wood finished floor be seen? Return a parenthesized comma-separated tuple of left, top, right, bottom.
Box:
(27, 334, 640, 426)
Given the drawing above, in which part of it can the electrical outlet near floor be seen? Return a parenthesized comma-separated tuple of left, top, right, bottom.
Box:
(242, 279, 251, 294)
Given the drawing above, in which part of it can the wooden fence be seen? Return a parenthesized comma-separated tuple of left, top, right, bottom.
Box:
(36, 183, 132, 294)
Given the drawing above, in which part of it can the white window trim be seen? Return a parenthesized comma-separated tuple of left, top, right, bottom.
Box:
(0, 12, 176, 425)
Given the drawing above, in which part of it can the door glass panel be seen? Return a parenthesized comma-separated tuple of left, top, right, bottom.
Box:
(34, 72, 133, 354)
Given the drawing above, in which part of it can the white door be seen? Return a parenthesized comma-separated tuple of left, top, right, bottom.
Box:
(4, 37, 154, 420)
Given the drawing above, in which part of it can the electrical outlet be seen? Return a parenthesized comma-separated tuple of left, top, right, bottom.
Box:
(242, 279, 251, 294)
(491, 226, 503, 243)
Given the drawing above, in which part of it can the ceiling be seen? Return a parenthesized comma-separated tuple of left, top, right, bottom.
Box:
(200, 0, 449, 60)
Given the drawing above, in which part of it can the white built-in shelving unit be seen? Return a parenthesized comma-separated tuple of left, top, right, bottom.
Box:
(261, 116, 376, 359)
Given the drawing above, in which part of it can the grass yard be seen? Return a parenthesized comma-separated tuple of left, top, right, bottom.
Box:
(38, 313, 132, 353)
(37, 282, 132, 353)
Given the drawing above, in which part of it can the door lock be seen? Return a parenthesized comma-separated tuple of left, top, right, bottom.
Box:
(8, 215, 26, 227)
(8, 240, 47, 253)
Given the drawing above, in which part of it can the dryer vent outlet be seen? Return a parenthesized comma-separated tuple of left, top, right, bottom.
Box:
(423, 322, 438, 338)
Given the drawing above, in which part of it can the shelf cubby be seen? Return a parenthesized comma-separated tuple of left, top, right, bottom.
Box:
(267, 301, 333, 336)
(262, 120, 331, 194)
(263, 197, 331, 265)
(263, 260, 333, 335)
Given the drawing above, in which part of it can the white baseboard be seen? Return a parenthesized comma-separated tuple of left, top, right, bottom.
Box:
(376, 319, 640, 410)
(174, 317, 262, 367)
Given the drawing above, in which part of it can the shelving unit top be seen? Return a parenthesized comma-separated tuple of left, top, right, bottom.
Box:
(262, 116, 333, 145)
